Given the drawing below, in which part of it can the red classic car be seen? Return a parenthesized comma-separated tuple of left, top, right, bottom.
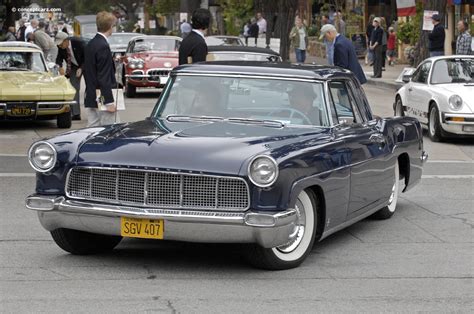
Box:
(117, 35, 181, 97)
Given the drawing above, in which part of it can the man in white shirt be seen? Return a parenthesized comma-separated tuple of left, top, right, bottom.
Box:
(256, 12, 267, 37)
(24, 19, 38, 42)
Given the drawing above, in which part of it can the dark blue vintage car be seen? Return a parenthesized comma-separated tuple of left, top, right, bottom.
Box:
(26, 62, 427, 270)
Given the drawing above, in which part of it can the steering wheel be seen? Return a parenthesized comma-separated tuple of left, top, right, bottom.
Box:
(267, 108, 313, 125)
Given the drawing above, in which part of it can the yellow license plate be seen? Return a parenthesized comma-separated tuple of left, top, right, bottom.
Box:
(11, 107, 32, 116)
(120, 217, 164, 239)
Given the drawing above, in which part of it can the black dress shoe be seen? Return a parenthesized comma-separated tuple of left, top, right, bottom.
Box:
(371, 75, 381, 78)
(72, 115, 81, 121)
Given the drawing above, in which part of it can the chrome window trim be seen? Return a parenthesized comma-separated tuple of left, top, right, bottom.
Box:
(65, 166, 251, 211)
(173, 72, 321, 81)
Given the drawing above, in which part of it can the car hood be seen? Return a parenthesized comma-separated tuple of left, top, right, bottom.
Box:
(76, 118, 330, 175)
(436, 84, 474, 111)
(0, 71, 75, 101)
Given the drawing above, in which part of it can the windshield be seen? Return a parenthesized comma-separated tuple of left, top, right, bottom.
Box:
(0, 51, 46, 72)
(81, 23, 97, 36)
(431, 58, 473, 84)
(133, 38, 180, 53)
(109, 34, 137, 45)
(154, 75, 329, 127)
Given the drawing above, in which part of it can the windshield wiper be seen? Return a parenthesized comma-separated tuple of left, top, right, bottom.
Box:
(0, 67, 28, 71)
(227, 117, 285, 128)
(166, 115, 224, 122)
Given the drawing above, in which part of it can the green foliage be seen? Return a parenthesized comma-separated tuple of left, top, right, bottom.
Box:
(217, 0, 254, 36)
(153, 0, 180, 15)
(307, 25, 318, 37)
(397, 1, 423, 46)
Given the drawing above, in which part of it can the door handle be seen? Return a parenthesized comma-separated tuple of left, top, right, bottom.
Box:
(369, 133, 385, 144)
(408, 88, 413, 92)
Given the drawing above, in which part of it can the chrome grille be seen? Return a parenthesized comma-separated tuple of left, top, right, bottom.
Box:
(66, 167, 250, 211)
(147, 68, 170, 81)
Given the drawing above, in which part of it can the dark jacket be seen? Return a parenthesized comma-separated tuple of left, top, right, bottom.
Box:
(370, 27, 383, 46)
(249, 23, 259, 38)
(333, 35, 367, 84)
(56, 37, 85, 69)
(178, 31, 208, 65)
(83, 34, 116, 108)
(428, 23, 445, 52)
(16, 25, 26, 42)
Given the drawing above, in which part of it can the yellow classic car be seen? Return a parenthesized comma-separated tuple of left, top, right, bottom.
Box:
(0, 42, 76, 128)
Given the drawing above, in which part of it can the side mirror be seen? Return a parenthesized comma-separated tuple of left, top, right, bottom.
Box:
(402, 74, 412, 83)
(47, 62, 59, 76)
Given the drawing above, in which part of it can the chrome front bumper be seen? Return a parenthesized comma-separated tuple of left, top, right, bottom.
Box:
(441, 112, 474, 135)
(26, 195, 298, 248)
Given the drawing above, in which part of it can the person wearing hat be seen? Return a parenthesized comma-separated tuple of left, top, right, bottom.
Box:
(320, 24, 367, 84)
(55, 31, 85, 121)
(369, 17, 384, 78)
(428, 14, 445, 57)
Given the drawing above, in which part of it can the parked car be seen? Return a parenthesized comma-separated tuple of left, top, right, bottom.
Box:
(207, 46, 281, 62)
(116, 35, 181, 98)
(109, 32, 141, 58)
(26, 61, 427, 269)
(0, 42, 76, 128)
(205, 35, 244, 46)
(395, 55, 474, 141)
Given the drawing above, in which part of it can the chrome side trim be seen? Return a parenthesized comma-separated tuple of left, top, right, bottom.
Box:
(37, 101, 76, 105)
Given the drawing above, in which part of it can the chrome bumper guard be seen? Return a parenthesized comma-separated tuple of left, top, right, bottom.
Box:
(26, 195, 298, 248)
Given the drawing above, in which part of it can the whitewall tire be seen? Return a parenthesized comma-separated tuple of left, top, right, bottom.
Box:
(245, 189, 318, 270)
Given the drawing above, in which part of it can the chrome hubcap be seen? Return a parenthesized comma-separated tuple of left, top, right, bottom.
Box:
(277, 199, 306, 253)
(388, 180, 396, 205)
(429, 108, 436, 136)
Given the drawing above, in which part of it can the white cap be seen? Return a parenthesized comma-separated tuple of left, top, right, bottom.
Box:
(319, 24, 337, 40)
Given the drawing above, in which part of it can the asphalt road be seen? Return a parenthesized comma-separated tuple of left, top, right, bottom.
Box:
(0, 85, 473, 313)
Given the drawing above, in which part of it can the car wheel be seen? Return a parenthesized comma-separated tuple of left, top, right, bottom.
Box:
(57, 111, 72, 128)
(394, 97, 404, 117)
(51, 228, 122, 255)
(371, 160, 400, 220)
(245, 189, 318, 270)
(125, 81, 136, 98)
(428, 104, 443, 142)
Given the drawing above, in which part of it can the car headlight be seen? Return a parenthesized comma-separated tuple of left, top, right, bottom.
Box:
(248, 155, 279, 187)
(128, 58, 144, 69)
(448, 95, 463, 111)
(28, 141, 57, 173)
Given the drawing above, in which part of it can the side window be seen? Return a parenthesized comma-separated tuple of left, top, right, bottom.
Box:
(412, 62, 431, 84)
(328, 81, 362, 125)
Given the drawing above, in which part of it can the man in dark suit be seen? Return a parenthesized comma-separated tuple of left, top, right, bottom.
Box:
(55, 32, 85, 120)
(178, 8, 211, 65)
(320, 24, 367, 84)
(83, 11, 118, 126)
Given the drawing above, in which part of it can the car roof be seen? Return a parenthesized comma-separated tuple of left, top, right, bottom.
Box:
(173, 61, 352, 80)
(112, 32, 141, 36)
(0, 42, 43, 52)
(424, 55, 474, 62)
(207, 45, 279, 56)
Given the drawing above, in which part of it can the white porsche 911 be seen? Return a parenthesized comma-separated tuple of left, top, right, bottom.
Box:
(395, 56, 473, 141)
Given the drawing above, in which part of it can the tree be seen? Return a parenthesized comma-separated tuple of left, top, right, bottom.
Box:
(413, 0, 447, 66)
(254, 0, 298, 61)
(217, 0, 253, 36)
